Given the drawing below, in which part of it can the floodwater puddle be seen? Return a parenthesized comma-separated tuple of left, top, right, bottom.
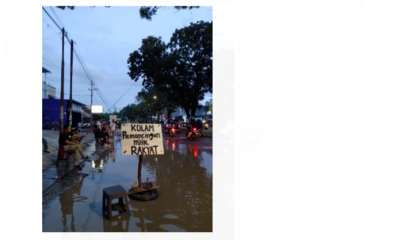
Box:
(42, 134, 212, 232)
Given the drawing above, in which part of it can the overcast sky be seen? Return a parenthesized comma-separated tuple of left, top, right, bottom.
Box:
(42, 6, 213, 113)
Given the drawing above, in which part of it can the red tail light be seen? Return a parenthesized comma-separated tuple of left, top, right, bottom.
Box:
(193, 149, 198, 157)
(193, 128, 196, 131)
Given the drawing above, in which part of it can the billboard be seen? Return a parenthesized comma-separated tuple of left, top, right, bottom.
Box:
(91, 105, 103, 113)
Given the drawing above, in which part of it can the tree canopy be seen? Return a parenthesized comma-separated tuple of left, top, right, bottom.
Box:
(127, 21, 212, 117)
(139, 6, 200, 21)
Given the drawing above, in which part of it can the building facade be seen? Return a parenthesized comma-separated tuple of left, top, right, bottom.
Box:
(42, 99, 90, 129)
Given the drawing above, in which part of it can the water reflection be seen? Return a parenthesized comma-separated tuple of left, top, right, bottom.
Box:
(59, 174, 88, 232)
(130, 140, 212, 232)
(44, 136, 212, 232)
(91, 149, 109, 177)
(102, 214, 130, 232)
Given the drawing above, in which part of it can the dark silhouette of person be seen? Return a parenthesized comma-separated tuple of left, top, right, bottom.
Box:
(59, 173, 88, 232)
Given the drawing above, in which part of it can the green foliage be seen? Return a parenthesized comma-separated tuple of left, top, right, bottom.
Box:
(139, 6, 200, 21)
(56, 6, 75, 10)
(127, 21, 212, 118)
(120, 102, 153, 122)
(139, 7, 159, 20)
(136, 85, 179, 120)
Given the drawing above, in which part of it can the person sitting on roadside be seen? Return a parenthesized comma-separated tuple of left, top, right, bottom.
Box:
(72, 128, 87, 143)
(59, 125, 89, 169)
(99, 127, 113, 151)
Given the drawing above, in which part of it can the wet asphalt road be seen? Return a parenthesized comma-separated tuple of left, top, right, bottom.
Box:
(42, 132, 212, 232)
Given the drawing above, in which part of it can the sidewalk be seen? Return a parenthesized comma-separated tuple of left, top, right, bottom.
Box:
(42, 129, 96, 191)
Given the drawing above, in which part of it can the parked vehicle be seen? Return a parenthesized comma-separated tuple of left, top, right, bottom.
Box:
(162, 119, 181, 135)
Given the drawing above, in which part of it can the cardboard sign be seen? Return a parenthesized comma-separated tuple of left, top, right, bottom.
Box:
(121, 124, 164, 155)
(109, 115, 117, 123)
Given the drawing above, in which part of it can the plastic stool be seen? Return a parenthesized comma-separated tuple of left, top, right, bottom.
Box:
(56, 146, 71, 166)
(102, 185, 130, 220)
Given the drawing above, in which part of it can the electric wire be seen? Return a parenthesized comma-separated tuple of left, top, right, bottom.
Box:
(42, 6, 113, 109)
(104, 82, 137, 114)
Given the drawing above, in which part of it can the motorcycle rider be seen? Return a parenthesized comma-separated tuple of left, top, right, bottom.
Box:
(187, 117, 197, 137)
(196, 118, 204, 137)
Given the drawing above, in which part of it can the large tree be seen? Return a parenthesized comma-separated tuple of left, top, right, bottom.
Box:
(127, 21, 212, 117)
(120, 102, 154, 122)
(120, 103, 136, 121)
(137, 85, 180, 120)
(168, 21, 212, 116)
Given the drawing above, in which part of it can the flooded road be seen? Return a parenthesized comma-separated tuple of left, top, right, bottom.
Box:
(42, 133, 213, 232)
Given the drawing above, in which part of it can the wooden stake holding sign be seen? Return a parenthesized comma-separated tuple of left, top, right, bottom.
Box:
(121, 123, 163, 194)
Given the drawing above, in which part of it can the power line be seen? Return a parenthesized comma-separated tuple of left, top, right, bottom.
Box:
(42, 18, 60, 36)
(104, 82, 137, 114)
(42, 7, 94, 86)
(50, 6, 65, 29)
(42, 7, 62, 31)
(42, 43, 97, 85)
(42, 6, 112, 110)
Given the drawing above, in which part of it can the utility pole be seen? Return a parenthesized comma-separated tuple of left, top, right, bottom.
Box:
(68, 39, 74, 127)
(89, 82, 98, 133)
(59, 28, 65, 135)
(43, 73, 46, 99)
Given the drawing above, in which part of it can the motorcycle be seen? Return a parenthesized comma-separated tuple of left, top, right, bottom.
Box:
(186, 127, 204, 140)
(169, 128, 175, 137)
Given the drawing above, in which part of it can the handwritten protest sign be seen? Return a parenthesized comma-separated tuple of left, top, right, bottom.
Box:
(121, 124, 164, 155)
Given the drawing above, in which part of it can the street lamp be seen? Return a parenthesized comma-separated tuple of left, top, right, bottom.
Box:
(153, 96, 157, 120)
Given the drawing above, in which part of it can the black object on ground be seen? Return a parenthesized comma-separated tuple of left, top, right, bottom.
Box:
(128, 182, 158, 201)
(102, 185, 130, 220)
